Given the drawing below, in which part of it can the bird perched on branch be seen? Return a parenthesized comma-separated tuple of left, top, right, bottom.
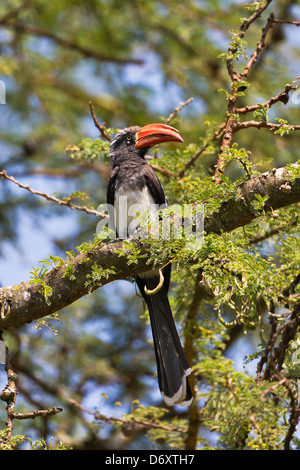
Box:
(107, 123, 193, 406)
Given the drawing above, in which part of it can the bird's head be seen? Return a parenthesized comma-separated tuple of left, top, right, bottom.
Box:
(109, 123, 184, 167)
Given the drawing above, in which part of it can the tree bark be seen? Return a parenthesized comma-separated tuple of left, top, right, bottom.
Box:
(0, 164, 299, 330)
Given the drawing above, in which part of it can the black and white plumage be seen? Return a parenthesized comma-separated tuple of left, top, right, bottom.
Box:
(107, 124, 193, 407)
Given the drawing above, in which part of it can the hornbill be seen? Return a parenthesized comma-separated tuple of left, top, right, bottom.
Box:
(107, 123, 193, 407)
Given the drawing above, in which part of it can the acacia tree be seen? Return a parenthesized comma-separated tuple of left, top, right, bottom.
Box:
(0, 0, 299, 450)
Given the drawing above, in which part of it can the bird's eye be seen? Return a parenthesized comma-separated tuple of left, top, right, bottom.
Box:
(126, 135, 132, 144)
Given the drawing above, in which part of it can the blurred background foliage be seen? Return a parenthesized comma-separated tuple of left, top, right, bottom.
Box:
(0, 0, 299, 450)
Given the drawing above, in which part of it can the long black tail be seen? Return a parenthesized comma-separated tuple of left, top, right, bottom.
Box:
(136, 266, 192, 407)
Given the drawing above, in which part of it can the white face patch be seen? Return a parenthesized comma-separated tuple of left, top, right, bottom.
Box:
(110, 128, 128, 150)
(110, 127, 138, 152)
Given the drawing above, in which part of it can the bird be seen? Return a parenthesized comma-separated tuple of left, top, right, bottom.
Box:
(107, 123, 193, 407)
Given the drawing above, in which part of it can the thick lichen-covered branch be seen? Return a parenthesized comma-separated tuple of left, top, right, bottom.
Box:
(0, 163, 299, 331)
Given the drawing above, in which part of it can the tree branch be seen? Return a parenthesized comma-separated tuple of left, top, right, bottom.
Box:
(0, 169, 108, 218)
(226, 0, 273, 81)
(178, 123, 225, 178)
(215, 9, 275, 181)
(205, 164, 300, 234)
(67, 397, 186, 434)
(10, 407, 63, 420)
(233, 121, 300, 133)
(240, 13, 275, 78)
(273, 18, 300, 26)
(0, 163, 299, 330)
(165, 97, 194, 125)
(212, 4, 300, 182)
(89, 101, 111, 142)
(235, 82, 295, 114)
(0, 20, 143, 65)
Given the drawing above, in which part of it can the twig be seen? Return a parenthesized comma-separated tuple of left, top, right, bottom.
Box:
(184, 270, 205, 450)
(215, 4, 275, 181)
(178, 123, 225, 178)
(165, 97, 194, 125)
(239, 0, 274, 34)
(0, 336, 62, 447)
(273, 19, 300, 26)
(215, 81, 299, 182)
(240, 13, 275, 78)
(20, 162, 110, 180)
(256, 302, 278, 382)
(283, 375, 300, 450)
(10, 407, 63, 420)
(150, 163, 176, 179)
(67, 397, 186, 433)
(256, 301, 300, 382)
(143, 98, 195, 179)
(214, 112, 236, 182)
(215, 8, 300, 181)
(89, 101, 111, 142)
(259, 377, 287, 402)
(248, 220, 297, 245)
(233, 120, 300, 132)
(226, 0, 274, 81)
(0, 170, 108, 218)
(0, 343, 18, 441)
(235, 82, 295, 114)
